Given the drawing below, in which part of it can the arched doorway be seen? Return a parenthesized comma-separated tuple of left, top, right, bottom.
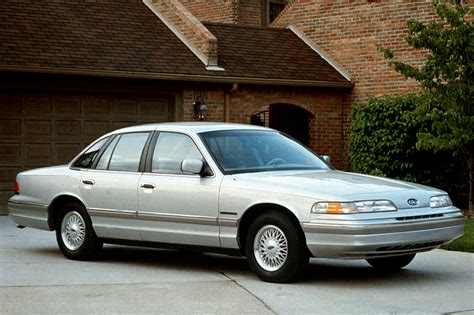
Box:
(250, 104, 311, 145)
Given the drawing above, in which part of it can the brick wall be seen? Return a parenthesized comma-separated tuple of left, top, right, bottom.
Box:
(273, 0, 442, 166)
(179, 0, 263, 26)
(179, 0, 239, 23)
(239, 0, 263, 26)
(148, 0, 218, 64)
(274, 0, 440, 103)
(182, 86, 345, 168)
(177, 1, 450, 168)
(182, 89, 226, 122)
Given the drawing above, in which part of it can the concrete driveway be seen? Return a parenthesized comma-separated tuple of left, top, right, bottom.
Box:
(1, 216, 473, 314)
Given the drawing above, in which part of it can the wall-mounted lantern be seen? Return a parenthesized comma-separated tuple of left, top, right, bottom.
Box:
(193, 97, 208, 121)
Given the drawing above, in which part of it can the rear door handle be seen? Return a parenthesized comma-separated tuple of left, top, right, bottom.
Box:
(82, 179, 95, 185)
(140, 183, 156, 189)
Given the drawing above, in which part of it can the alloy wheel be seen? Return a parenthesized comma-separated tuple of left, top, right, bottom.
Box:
(60, 211, 86, 251)
(253, 224, 288, 271)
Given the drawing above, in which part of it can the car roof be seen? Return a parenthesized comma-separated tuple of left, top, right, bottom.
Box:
(110, 122, 271, 134)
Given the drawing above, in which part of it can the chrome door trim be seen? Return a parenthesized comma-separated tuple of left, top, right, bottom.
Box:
(217, 218, 239, 227)
(89, 208, 137, 219)
(138, 211, 218, 226)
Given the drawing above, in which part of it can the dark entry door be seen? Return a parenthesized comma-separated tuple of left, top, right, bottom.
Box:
(269, 104, 309, 145)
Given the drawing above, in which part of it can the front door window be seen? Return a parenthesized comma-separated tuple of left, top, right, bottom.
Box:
(151, 132, 202, 174)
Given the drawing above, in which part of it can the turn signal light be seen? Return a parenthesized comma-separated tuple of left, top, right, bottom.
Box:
(312, 202, 357, 214)
(312, 200, 397, 214)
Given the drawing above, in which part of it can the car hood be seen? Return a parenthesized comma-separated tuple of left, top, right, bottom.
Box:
(232, 170, 444, 209)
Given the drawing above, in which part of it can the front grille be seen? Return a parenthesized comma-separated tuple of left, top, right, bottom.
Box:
(396, 213, 444, 221)
(376, 241, 444, 252)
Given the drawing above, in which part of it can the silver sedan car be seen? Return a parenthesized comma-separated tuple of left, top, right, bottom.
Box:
(8, 123, 464, 283)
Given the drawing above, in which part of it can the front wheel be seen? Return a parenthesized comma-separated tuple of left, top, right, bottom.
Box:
(366, 253, 416, 271)
(245, 211, 309, 283)
(55, 202, 102, 260)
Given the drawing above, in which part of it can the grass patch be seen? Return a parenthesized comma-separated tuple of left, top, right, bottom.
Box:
(441, 219, 474, 253)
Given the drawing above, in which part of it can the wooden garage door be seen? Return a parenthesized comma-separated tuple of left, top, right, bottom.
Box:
(0, 92, 174, 214)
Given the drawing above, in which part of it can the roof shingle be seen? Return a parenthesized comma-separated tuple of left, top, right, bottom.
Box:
(0, 1, 209, 75)
(0, 1, 351, 87)
(205, 22, 348, 83)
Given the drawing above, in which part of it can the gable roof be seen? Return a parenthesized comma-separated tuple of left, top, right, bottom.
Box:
(204, 22, 349, 84)
(0, 1, 352, 88)
(0, 1, 208, 75)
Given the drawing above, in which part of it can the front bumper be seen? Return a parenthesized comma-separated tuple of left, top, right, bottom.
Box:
(302, 206, 464, 259)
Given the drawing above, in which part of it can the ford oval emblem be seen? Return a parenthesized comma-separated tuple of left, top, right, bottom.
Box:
(407, 199, 418, 206)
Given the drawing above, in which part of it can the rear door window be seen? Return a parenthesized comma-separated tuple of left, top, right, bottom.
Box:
(72, 137, 109, 169)
(97, 133, 150, 172)
(95, 136, 120, 170)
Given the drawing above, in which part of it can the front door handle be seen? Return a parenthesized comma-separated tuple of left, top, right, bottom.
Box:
(140, 183, 156, 189)
(82, 179, 95, 185)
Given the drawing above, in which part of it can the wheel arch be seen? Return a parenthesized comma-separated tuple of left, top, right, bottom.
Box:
(237, 203, 306, 254)
(47, 194, 87, 230)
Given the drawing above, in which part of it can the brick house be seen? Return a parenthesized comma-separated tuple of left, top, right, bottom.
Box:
(0, 0, 442, 213)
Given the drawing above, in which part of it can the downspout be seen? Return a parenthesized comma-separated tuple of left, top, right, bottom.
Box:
(224, 83, 238, 122)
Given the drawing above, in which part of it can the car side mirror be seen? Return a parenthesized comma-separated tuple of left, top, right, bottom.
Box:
(321, 155, 331, 165)
(181, 159, 204, 174)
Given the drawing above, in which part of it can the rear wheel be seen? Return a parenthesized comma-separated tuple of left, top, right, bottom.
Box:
(245, 211, 309, 283)
(366, 253, 416, 271)
(55, 202, 102, 260)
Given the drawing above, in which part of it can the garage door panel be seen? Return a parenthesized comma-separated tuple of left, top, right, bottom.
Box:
(25, 120, 52, 136)
(22, 95, 52, 114)
(0, 91, 174, 214)
(0, 168, 21, 181)
(139, 99, 169, 116)
(0, 168, 21, 196)
(111, 99, 138, 116)
(0, 95, 22, 114)
(0, 192, 13, 208)
(111, 121, 138, 131)
(0, 119, 21, 136)
(54, 143, 82, 164)
(25, 143, 51, 166)
(0, 181, 13, 191)
(82, 98, 109, 115)
(56, 120, 81, 137)
(139, 113, 169, 123)
(54, 97, 82, 115)
(0, 144, 21, 166)
(84, 121, 109, 136)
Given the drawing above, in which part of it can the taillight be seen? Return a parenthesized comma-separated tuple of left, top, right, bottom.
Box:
(14, 181, 19, 195)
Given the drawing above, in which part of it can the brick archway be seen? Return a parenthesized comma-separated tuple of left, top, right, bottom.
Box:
(250, 103, 312, 145)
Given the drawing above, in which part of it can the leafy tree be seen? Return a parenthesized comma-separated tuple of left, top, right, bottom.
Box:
(349, 94, 468, 205)
(380, 0, 473, 212)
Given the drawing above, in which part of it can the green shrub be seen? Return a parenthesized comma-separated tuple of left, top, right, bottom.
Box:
(349, 94, 468, 208)
(441, 220, 474, 253)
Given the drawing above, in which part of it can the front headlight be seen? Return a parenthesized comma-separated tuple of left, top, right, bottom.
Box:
(354, 200, 397, 213)
(430, 195, 452, 208)
(312, 200, 397, 214)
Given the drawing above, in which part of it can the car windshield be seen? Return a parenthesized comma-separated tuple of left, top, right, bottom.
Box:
(200, 130, 329, 174)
